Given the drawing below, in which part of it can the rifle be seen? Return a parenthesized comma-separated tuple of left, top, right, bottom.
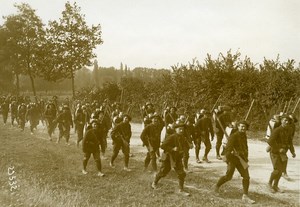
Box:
(214, 111, 249, 169)
(244, 99, 255, 121)
(285, 97, 293, 113)
(282, 101, 288, 114)
(292, 97, 300, 114)
(210, 94, 222, 113)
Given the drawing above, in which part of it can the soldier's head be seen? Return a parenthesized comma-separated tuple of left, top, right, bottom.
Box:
(170, 107, 177, 114)
(280, 115, 291, 128)
(237, 120, 249, 133)
(123, 114, 131, 123)
(151, 114, 160, 125)
(178, 115, 186, 122)
(174, 122, 185, 135)
(90, 120, 99, 129)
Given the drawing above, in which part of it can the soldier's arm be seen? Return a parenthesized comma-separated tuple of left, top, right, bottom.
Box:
(267, 128, 280, 153)
(160, 135, 175, 152)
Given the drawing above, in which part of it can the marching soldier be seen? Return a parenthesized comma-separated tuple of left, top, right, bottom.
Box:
(140, 114, 164, 172)
(1, 100, 9, 125)
(151, 123, 191, 196)
(267, 115, 296, 193)
(26, 103, 40, 135)
(215, 106, 232, 160)
(194, 110, 214, 163)
(110, 114, 132, 171)
(10, 100, 19, 126)
(282, 114, 298, 180)
(55, 105, 73, 145)
(44, 102, 57, 140)
(75, 104, 87, 147)
(17, 103, 27, 131)
(215, 121, 255, 204)
(82, 120, 106, 177)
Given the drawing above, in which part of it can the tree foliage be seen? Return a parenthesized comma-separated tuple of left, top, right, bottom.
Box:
(46, 1, 103, 97)
(0, 3, 46, 98)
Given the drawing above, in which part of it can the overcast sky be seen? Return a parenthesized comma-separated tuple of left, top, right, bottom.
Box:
(1, 0, 299, 69)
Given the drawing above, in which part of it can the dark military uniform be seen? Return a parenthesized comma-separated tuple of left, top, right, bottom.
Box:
(153, 129, 190, 194)
(82, 125, 106, 173)
(110, 119, 132, 169)
(215, 110, 232, 159)
(267, 122, 295, 191)
(55, 107, 73, 144)
(140, 119, 164, 172)
(26, 104, 40, 134)
(1, 101, 9, 124)
(216, 130, 250, 195)
(194, 114, 214, 162)
(10, 101, 19, 126)
(17, 104, 27, 131)
(44, 103, 57, 138)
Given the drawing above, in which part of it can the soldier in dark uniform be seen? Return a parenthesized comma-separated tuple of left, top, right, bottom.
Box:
(110, 114, 132, 171)
(140, 114, 164, 172)
(1, 100, 9, 125)
(82, 120, 106, 177)
(267, 115, 296, 193)
(17, 103, 27, 131)
(75, 104, 87, 147)
(97, 110, 110, 157)
(10, 101, 19, 126)
(215, 106, 232, 160)
(44, 102, 57, 140)
(26, 103, 40, 134)
(55, 105, 73, 145)
(215, 121, 255, 204)
(282, 114, 298, 180)
(151, 123, 191, 196)
(194, 110, 214, 163)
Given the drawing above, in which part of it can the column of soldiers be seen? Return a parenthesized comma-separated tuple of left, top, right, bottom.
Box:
(0, 95, 298, 204)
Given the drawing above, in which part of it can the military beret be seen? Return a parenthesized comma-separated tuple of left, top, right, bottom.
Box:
(123, 114, 132, 121)
(237, 120, 250, 129)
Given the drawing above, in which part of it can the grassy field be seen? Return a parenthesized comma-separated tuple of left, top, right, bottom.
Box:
(0, 123, 298, 207)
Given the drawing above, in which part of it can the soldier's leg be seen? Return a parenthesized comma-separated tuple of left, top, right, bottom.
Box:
(269, 153, 284, 192)
(183, 150, 189, 170)
(194, 138, 201, 163)
(203, 135, 212, 162)
(92, 152, 102, 172)
(216, 132, 224, 159)
(174, 160, 187, 190)
(83, 152, 91, 171)
(77, 125, 84, 146)
(144, 152, 151, 170)
(110, 142, 121, 165)
(154, 155, 171, 184)
(236, 163, 250, 195)
(122, 144, 130, 168)
(149, 150, 157, 172)
(65, 126, 71, 143)
(216, 160, 236, 189)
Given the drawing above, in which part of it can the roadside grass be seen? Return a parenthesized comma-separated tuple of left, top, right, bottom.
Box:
(0, 124, 298, 207)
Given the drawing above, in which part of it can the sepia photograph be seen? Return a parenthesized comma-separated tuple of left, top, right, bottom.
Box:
(0, 0, 299, 206)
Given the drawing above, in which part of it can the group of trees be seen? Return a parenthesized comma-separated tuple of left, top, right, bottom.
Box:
(0, 2, 102, 98)
(75, 51, 300, 130)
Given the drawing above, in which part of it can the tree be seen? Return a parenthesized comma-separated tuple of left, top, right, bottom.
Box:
(92, 60, 100, 87)
(0, 3, 46, 99)
(46, 1, 103, 98)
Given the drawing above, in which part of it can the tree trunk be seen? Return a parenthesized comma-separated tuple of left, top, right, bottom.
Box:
(15, 73, 20, 98)
(29, 74, 37, 102)
(71, 68, 75, 98)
